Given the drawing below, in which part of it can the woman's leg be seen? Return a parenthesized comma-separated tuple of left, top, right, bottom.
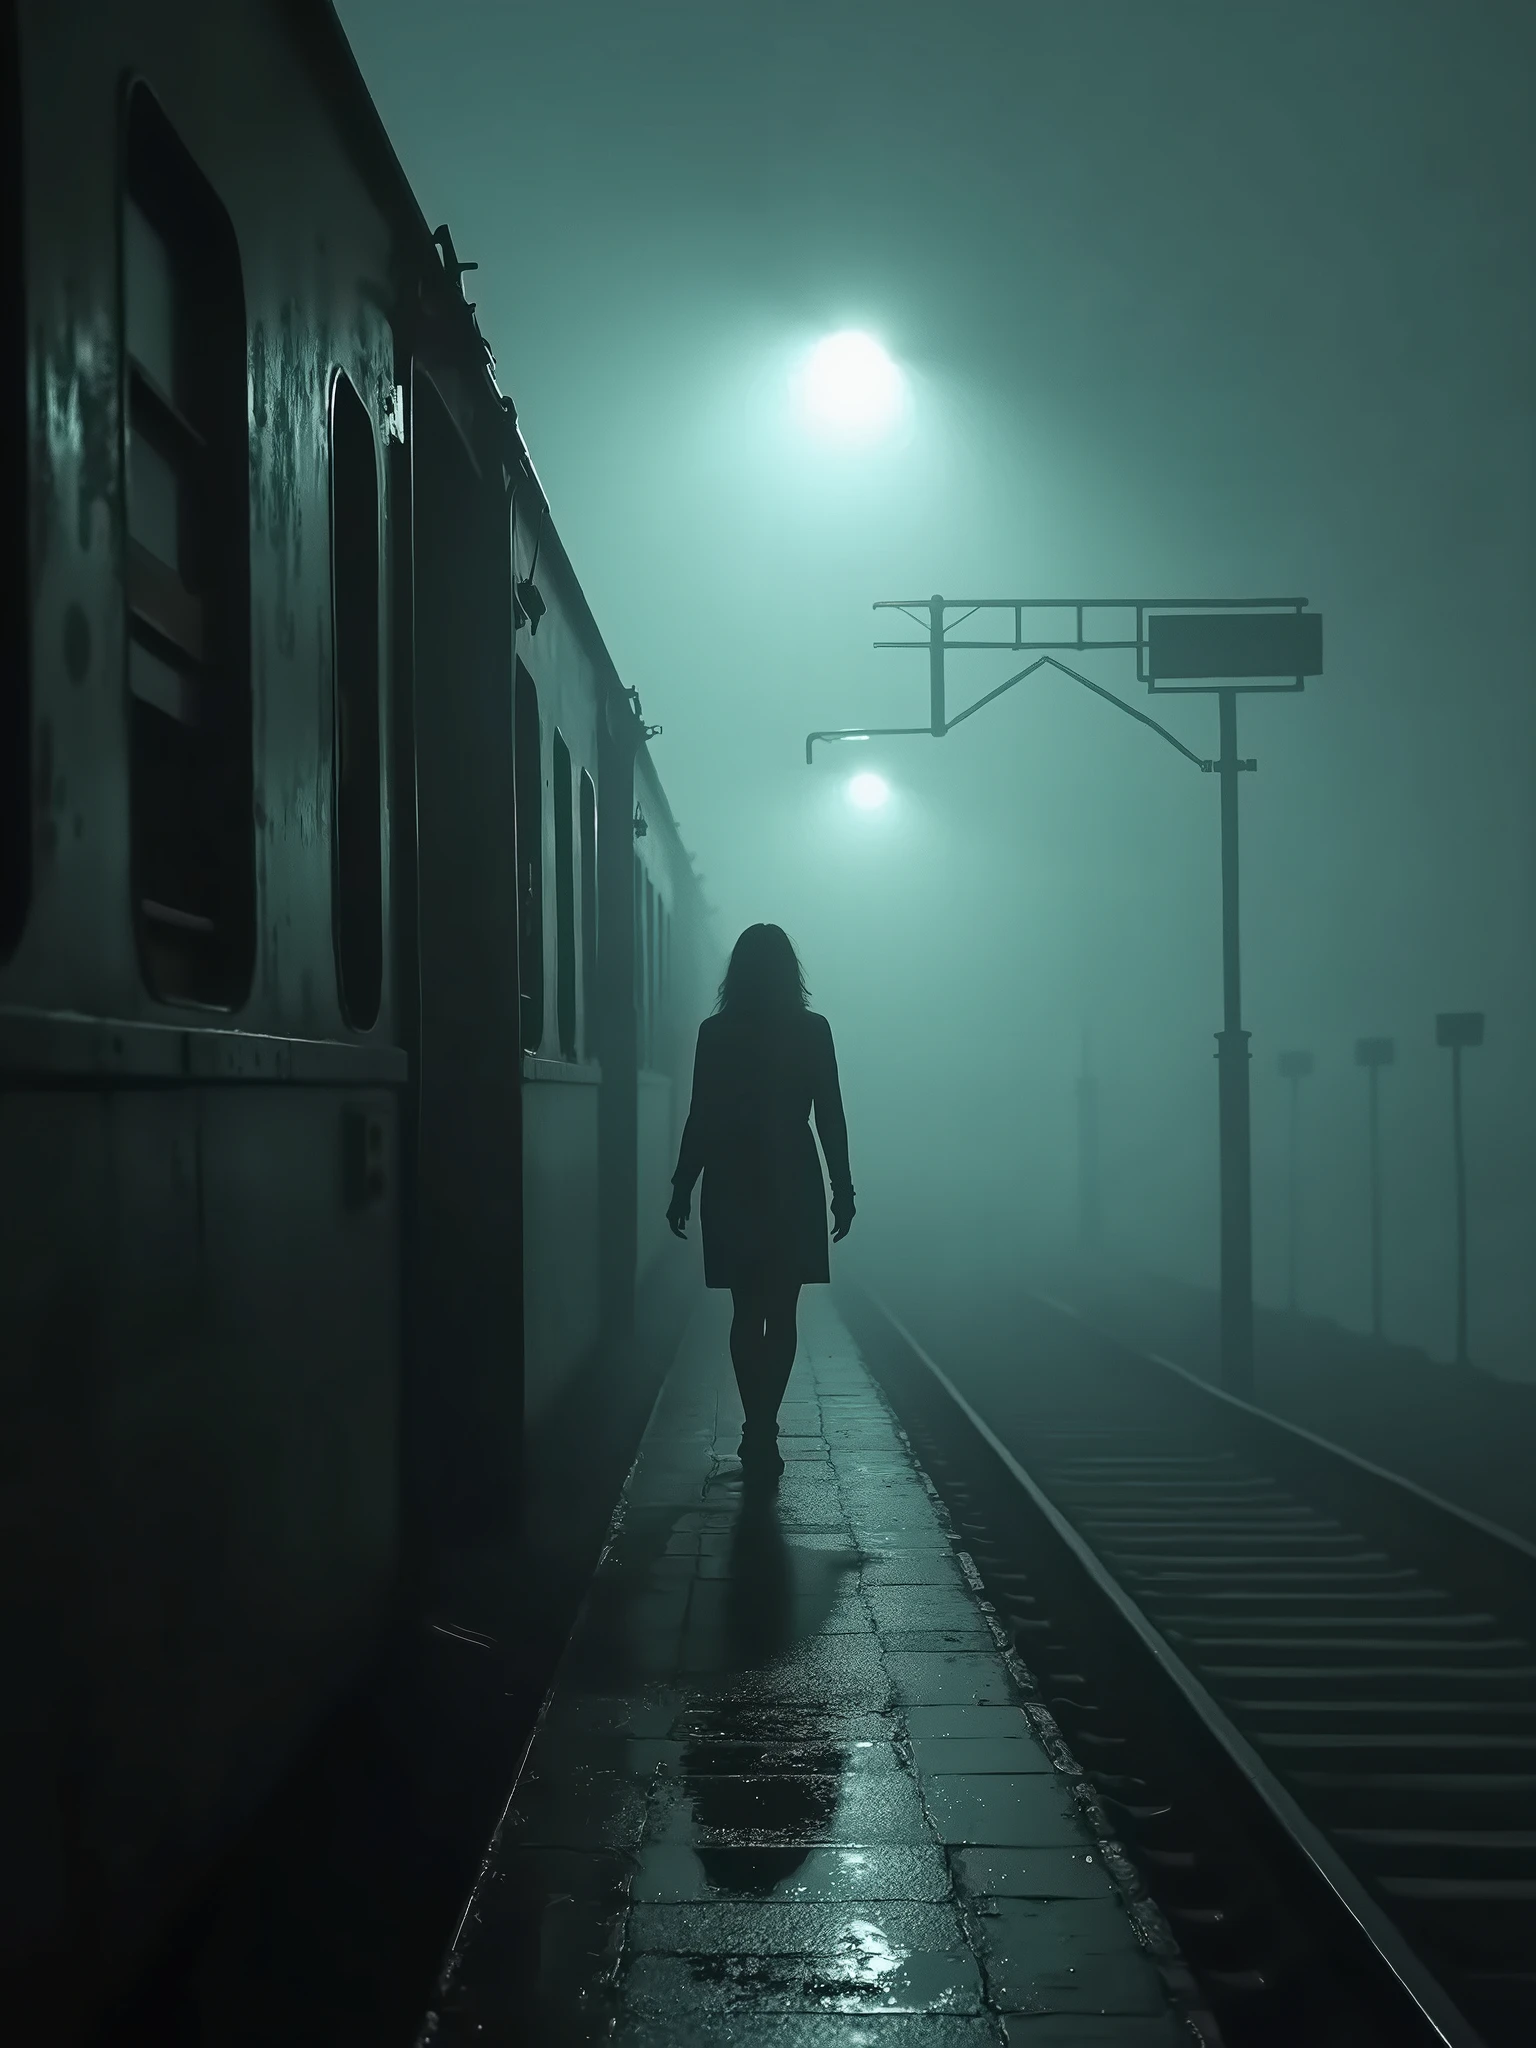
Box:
(729, 1287, 769, 1437)
(758, 1282, 803, 1435)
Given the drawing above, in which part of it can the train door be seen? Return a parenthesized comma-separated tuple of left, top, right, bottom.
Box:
(404, 372, 524, 1571)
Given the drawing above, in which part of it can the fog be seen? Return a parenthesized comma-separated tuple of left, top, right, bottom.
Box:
(340, 0, 1535, 1378)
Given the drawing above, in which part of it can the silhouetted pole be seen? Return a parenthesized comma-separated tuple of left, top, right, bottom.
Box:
(1277, 1050, 1314, 1315)
(929, 594, 947, 737)
(1453, 1058, 1468, 1360)
(812, 596, 1323, 1404)
(1215, 690, 1254, 1397)
(1355, 1037, 1394, 1340)
(1077, 1028, 1103, 1250)
(1436, 1012, 1483, 1368)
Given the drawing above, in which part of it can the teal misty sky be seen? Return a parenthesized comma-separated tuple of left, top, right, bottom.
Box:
(339, 0, 1536, 1375)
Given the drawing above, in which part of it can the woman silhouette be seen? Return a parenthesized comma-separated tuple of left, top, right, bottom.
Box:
(667, 926, 855, 1475)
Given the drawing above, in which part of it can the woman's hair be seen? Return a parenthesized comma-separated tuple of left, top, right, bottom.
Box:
(716, 924, 810, 1015)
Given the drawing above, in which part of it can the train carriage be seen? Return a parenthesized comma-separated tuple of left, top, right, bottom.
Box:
(0, 1, 710, 2031)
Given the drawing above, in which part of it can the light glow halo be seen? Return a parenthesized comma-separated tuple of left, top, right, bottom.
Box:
(847, 771, 890, 811)
(797, 330, 907, 442)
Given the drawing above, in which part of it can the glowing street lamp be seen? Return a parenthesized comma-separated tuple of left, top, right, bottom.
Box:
(795, 330, 907, 444)
(847, 771, 890, 811)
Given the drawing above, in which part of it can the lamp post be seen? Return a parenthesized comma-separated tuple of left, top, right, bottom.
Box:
(1077, 1027, 1103, 1252)
(1355, 1036, 1395, 1341)
(1277, 1050, 1314, 1315)
(808, 595, 1322, 1398)
(1435, 1011, 1484, 1368)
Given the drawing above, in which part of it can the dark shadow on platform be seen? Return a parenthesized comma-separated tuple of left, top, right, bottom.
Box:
(685, 1487, 845, 1898)
(93, 1259, 703, 2048)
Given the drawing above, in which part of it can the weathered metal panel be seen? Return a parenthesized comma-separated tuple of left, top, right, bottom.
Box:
(406, 367, 523, 1552)
(521, 1077, 602, 1420)
(4, 2, 411, 2023)
(9, 0, 401, 1043)
(0, 1083, 398, 2001)
(2, 0, 713, 2030)
(636, 1068, 676, 1277)
(510, 497, 605, 1067)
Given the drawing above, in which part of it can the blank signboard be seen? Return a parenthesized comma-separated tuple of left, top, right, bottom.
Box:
(1148, 610, 1322, 685)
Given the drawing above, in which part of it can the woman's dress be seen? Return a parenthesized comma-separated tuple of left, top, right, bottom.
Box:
(671, 1008, 853, 1290)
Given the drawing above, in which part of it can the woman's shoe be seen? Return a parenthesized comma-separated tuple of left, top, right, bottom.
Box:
(739, 1429, 785, 1477)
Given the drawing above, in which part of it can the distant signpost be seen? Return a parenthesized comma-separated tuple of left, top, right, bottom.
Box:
(808, 594, 1323, 1398)
(1077, 1027, 1103, 1251)
(1277, 1050, 1315, 1315)
(1435, 1012, 1485, 1368)
(1355, 1037, 1395, 1341)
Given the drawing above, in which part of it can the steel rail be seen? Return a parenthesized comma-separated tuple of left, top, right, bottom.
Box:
(1029, 1289, 1536, 1644)
(850, 1284, 1492, 2048)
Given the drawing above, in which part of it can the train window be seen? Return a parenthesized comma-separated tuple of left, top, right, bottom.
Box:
(579, 768, 597, 1060)
(552, 730, 575, 1058)
(330, 372, 383, 1030)
(514, 661, 542, 1053)
(0, 8, 24, 959)
(122, 86, 253, 1007)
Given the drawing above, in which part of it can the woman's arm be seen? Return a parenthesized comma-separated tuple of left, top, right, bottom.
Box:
(671, 1023, 714, 1200)
(812, 1015, 854, 1213)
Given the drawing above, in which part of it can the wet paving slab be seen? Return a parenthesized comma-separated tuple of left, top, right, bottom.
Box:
(419, 1293, 1198, 2046)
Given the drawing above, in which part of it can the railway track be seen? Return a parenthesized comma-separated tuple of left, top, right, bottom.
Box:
(842, 1283, 1536, 2048)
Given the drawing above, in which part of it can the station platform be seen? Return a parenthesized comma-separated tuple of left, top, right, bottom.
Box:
(419, 1293, 1196, 2046)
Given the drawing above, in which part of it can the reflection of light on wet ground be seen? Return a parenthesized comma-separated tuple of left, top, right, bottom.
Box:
(836, 1917, 905, 1987)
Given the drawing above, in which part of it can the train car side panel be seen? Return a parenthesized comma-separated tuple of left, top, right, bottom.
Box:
(513, 520, 604, 1417)
(521, 1081, 602, 1419)
(0, 1080, 397, 1985)
(407, 368, 522, 1554)
(5, 2, 411, 2019)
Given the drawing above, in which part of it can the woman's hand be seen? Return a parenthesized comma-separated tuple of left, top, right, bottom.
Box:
(831, 1190, 856, 1243)
(666, 1187, 691, 1239)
